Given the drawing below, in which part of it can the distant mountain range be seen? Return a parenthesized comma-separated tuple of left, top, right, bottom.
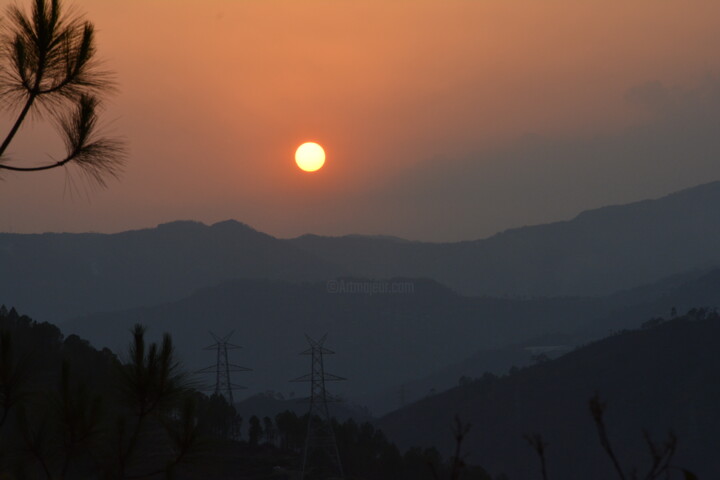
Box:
(4, 182, 720, 324)
(0, 220, 345, 321)
(378, 312, 720, 480)
(288, 181, 720, 297)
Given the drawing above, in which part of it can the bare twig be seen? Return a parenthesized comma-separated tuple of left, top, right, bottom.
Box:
(431, 415, 471, 480)
(524, 433, 549, 480)
(590, 393, 627, 480)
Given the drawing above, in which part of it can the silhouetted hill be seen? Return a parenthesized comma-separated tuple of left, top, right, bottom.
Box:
(288, 181, 720, 297)
(378, 311, 720, 480)
(0, 220, 346, 321)
(368, 266, 720, 413)
(61, 278, 602, 410)
(581, 267, 720, 336)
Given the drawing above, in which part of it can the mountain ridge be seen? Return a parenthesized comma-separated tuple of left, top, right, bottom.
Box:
(5, 181, 720, 323)
(378, 311, 720, 480)
(0, 220, 347, 322)
(287, 180, 720, 297)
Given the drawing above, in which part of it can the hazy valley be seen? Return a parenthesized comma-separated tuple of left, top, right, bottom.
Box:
(3, 182, 720, 478)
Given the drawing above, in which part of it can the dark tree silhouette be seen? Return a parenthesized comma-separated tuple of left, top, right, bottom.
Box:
(0, 330, 31, 429)
(248, 415, 263, 447)
(0, 0, 124, 185)
(263, 415, 275, 445)
(115, 324, 190, 477)
(275, 410, 305, 451)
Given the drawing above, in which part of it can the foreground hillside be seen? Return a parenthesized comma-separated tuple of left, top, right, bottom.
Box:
(0, 306, 255, 478)
(379, 310, 720, 480)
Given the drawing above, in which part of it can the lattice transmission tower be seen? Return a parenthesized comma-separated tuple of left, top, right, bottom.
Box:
(292, 334, 345, 480)
(196, 330, 251, 405)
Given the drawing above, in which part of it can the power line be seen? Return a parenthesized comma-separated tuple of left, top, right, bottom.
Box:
(292, 334, 345, 480)
(196, 330, 251, 405)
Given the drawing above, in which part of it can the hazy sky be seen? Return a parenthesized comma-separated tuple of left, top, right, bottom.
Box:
(2, 0, 720, 241)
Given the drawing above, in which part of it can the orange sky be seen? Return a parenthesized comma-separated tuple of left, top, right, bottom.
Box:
(2, 0, 720, 240)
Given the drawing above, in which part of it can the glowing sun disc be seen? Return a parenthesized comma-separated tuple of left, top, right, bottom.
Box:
(295, 142, 326, 172)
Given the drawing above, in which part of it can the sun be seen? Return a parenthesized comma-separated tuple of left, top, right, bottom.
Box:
(295, 142, 326, 172)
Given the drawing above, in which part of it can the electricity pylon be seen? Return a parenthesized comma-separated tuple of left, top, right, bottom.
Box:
(292, 334, 345, 480)
(196, 330, 251, 405)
